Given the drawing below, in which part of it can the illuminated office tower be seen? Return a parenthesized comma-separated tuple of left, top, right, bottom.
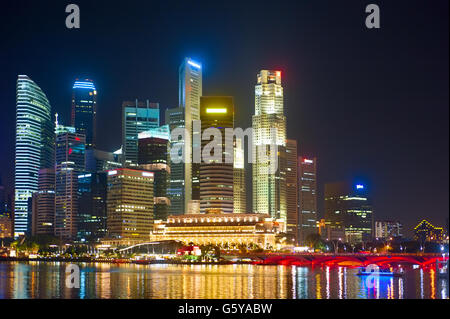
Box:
(106, 168, 154, 240)
(375, 220, 403, 239)
(71, 79, 97, 148)
(324, 181, 373, 243)
(252, 70, 287, 224)
(138, 125, 171, 221)
(285, 139, 298, 242)
(77, 172, 107, 242)
(179, 58, 202, 212)
(14, 75, 54, 236)
(298, 157, 318, 244)
(165, 107, 185, 215)
(54, 127, 86, 239)
(233, 137, 246, 214)
(122, 99, 160, 166)
(31, 168, 55, 236)
(199, 97, 234, 214)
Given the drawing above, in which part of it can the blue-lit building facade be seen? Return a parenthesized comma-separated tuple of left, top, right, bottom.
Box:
(14, 75, 54, 237)
(71, 79, 97, 149)
(122, 99, 160, 166)
(324, 181, 373, 243)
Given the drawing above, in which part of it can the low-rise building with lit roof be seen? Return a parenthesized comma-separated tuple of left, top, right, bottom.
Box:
(414, 220, 444, 242)
(150, 213, 284, 249)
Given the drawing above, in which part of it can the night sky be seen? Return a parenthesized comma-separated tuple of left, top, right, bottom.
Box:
(0, 0, 448, 236)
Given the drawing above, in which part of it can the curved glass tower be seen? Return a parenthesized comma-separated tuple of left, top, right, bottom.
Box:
(14, 75, 54, 236)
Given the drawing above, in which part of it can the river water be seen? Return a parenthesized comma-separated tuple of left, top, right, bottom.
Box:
(0, 261, 447, 299)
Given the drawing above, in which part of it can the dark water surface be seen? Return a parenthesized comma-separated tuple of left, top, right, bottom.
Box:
(0, 262, 447, 299)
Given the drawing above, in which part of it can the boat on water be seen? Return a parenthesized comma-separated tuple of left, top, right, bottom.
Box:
(356, 267, 404, 277)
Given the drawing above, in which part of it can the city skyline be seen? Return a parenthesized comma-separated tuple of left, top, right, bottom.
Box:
(0, 1, 448, 236)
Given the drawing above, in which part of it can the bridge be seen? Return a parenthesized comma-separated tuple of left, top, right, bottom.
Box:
(250, 253, 448, 268)
(117, 240, 183, 254)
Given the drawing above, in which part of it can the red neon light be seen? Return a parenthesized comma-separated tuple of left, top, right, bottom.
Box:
(68, 148, 73, 155)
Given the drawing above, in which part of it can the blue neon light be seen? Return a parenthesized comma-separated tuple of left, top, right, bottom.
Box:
(356, 184, 364, 189)
(73, 81, 96, 90)
(187, 59, 201, 69)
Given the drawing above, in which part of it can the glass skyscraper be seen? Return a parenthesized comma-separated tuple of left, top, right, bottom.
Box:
(324, 181, 373, 243)
(77, 172, 107, 242)
(298, 156, 318, 244)
(138, 126, 171, 221)
(71, 79, 97, 148)
(122, 99, 159, 166)
(179, 58, 202, 212)
(285, 139, 298, 243)
(165, 107, 185, 215)
(14, 75, 54, 236)
(252, 70, 287, 224)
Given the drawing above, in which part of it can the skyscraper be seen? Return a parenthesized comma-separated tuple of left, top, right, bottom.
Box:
(324, 181, 373, 243)
(179, 58, 202, 212)
(138, 125, 171, 221)
(122, 99, 160, 166)
(77, 172, 107, 242)
(106, 168, 154, 240)
(71, 79, 97, 149)
(374, 220, 403, 239)
(14, 75, 54, 236)
(298, 157, 318, 244)
(31, 168, 55, 236)
(165, 107, 185, 215)
(252, 70, 287, 223)
(199, 96, 234, 214)
(54, 126, 86, 239)
(285, 139, 298, 243)
(233, 137, 246, 214)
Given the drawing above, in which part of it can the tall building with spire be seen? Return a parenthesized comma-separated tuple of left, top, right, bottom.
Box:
(54, 125, 86, 239)
(71, 79, 97, 149)
(14, 75, 54, 236)
(179, 58, 202, 213)
(252, 70, 287, 224)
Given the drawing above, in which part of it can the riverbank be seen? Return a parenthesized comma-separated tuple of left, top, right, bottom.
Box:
(0, 256, 251, 265)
